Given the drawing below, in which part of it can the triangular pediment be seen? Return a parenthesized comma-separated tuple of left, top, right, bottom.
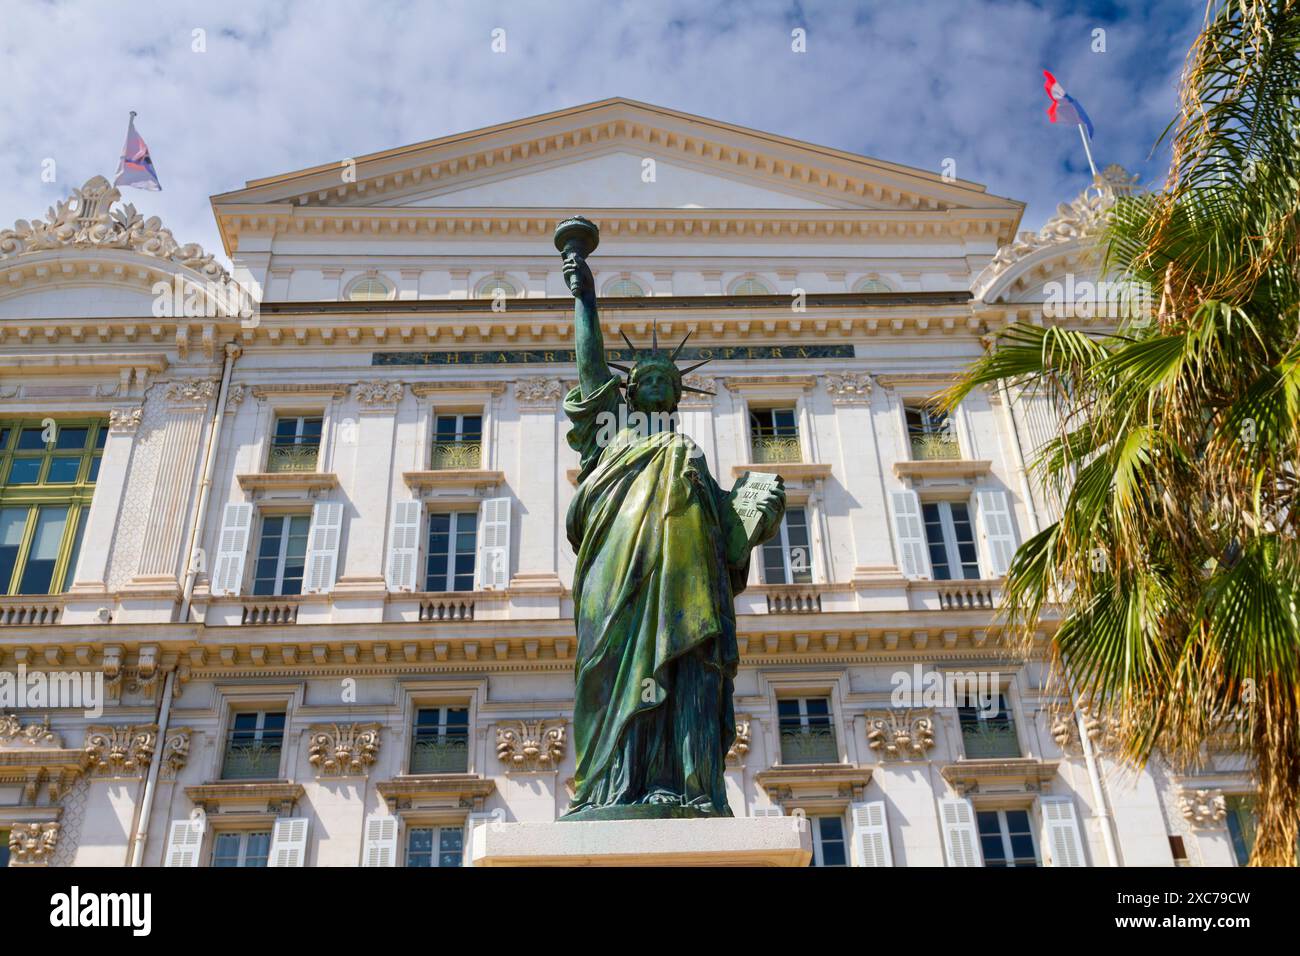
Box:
(213, 98, 1022, 219)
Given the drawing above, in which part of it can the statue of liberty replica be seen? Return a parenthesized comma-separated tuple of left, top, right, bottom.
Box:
(555, 216, 786, 820)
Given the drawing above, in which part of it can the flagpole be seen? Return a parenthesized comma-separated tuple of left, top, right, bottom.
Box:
(1077, 123, 1099, 179)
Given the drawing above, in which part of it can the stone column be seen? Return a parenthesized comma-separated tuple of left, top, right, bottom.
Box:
(822, 373, 896, 583)
(510, 377, 566, 611)
(127, 378, 217, 593)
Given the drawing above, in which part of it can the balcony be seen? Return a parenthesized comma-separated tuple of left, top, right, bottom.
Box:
(266, 441, 320, 473)
(764, 585, 822, 614)
(959, 718, 1022, 759)
(778, 726, 839, 765)
(909, 432, 960, 461)
(419, 595, 475, 622)
(410, 734, 470, 774)
(750, 435, 802, 464)
(934, 580, 999, 611)
(431, 439, 482, 471)
(241, 600, 300, 625)
(0, 597, 64, 626)
(221, 737, 283, 780)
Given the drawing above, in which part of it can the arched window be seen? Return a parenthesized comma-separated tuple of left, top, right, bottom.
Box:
(604, 278, 646, 298)
(853, 276, 892, 294)
(475, 275, 518, 299)
(730, 276, 773, 295)
(345, 276, 394, 301)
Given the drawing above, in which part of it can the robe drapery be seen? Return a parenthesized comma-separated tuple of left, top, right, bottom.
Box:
(563, 378, 748, 817)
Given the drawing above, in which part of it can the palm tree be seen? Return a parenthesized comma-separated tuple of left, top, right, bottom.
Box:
(946, 0, 1300, 865)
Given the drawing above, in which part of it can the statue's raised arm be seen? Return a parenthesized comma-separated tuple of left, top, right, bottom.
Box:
(555, 217, 614, 399)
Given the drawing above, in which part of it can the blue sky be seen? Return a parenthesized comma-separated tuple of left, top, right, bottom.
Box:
(0, 0, 1204, 264)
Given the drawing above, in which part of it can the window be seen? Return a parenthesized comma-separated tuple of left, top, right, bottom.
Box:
(730, 276, 772, 295)
(426, 512, 476, 592)
(604, 278, 646, 297)
(958, 692, 1021, 759)
(922, 501, 981, 580)
(762, 507, 813, 585)
(222, 710, 285, 780)
(267, 416, 322, 473)
(906, 405, 958, 460)
(346, 277, 393, 301)
(0, 829, 8, 868)
(977, 809, 1038, 867)
(1226, 795, 1256, 866)
(777, 697, 837, 764)
(853, 277, 893, 294)
(406, 826, 463, 867)
(252, 514, 311, 596)
(410, 706, 470, 773)
(211, 830, 271, 867)
(810, 815, 848, 867)
(475, 275, 518, 299)
(431, 414, 482, 470)
(0, 420, 103, 595)
(749, 407, 800, 463)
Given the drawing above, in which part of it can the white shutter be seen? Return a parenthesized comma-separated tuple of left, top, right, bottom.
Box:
(754, 805, 784, 818)
(210, 503, 253, 596)
(889, 489, 929, 579)
(850, 800, 893, 867)
(360, 814, 398, 867)
(1041, 796, 1087, 867)
(303, 501, 343, 593)
(463, 811, 496, 867)
(976, 489, 1017, 576)
(162, 819, 204, 867)
(267, 817, 309, 867)
(476, 496, 511, 590)
(939, 797, 983, 867)
(386, 500, 422, 592)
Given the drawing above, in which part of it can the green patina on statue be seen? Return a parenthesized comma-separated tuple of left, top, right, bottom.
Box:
(555, 216, 786, 821)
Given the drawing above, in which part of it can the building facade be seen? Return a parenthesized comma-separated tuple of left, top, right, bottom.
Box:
(0, 99, 1254, 868)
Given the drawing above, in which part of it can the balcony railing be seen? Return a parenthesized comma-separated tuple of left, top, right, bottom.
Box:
(241, 601, 299, 625)
(266, 442, 320, 473)
(419, 596, 475, 622)
(935, 581, 998, 610)
(960, 720, 1021, 759)
(765, 587, 822, 614)
(410, 734, 470, 774)
(431, 440, 482, 470)
(0, 598, 64, 626)
(750, 435, 801, 464)
(221, 738, 284, 780)
(909, 433, 960, 461)
(778, 726, 838, 764)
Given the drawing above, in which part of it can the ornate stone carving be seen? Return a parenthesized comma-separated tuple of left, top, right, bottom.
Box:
(971, 164, 1139, 301)
(161, 727, 193, 777)
(823, 371, 872, 404)
(8, 821, 60, 865)
(496, 719, 566, 770)
(82, 725, 158, 775)
(726, 717, 751, 764)
(163, 378, 219, 406)
(353, 380, 405, 407)
(308, 723, 381, 776)
(225, 383, 248, 410)
(678, 374, 717, 405)
(1180, 789, 1228, 828)
(865, 709, 936, 759)
(1050, 705, 1109, 755)
(514, 377, 566, 408)
(108, 405, 143, 433)
(0, 176, 230, 282)
(0, 714, 61, 748)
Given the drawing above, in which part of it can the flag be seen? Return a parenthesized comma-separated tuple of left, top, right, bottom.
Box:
(113, 112, 162, 191)
(1043, 71, 1095, 140)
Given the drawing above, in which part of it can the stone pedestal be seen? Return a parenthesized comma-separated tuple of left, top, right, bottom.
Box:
(471, 816, 811, 867)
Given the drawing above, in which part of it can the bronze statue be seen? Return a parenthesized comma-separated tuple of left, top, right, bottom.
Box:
(555, 216, 786, 820)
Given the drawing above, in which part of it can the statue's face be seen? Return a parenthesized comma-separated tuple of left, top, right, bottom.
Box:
(628, 366, 678, 414)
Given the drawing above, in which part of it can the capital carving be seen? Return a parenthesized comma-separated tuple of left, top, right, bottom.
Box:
(8, 821, 60, 865)
(163, 377, 219, 407)
(496, 719, 566, 770)
(308, 723, 381, 776)
(679, 374, 717, 406)
(353, 380, 405, 408)
(82, 724, 158, 776)
(514, 377, 566, 408)
(1179, 788, 1227, 828)
(224, 383, 248, 410)
(865, 709, 936, 759)
(108, 405, 143, 433)
(823, 371, 873, 404)
(161, 727, 193, 778)
(0, 713, 62, 748)
(1050, 705, 1109, 755)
